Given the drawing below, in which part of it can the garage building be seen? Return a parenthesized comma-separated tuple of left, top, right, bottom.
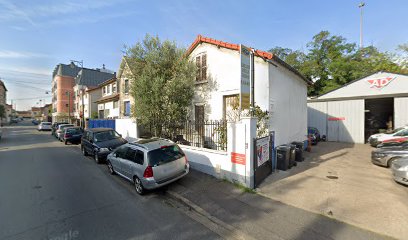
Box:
(308, 72, 408, 143)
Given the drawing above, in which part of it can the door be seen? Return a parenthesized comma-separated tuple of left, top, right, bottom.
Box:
(195, 105, 204, 134)
(111, 145, 128, 175)
(254, 135, 272, 188)
(122, 147, 137, 179)
(85, 132, 94, 153)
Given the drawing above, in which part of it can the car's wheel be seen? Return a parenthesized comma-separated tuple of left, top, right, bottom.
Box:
(94, 152, 100, 164)
(107, 161, 115, 175)
(134, 177, 145, 195)
(82, 146, 88, 156)
(387, 157, 398, 168)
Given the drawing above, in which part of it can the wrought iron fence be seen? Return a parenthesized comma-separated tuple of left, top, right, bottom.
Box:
(158, 120, 227, 151)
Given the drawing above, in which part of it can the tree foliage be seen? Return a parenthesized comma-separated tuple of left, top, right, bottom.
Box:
(269, 31, 408, 96)
(125, 34, 196, 135)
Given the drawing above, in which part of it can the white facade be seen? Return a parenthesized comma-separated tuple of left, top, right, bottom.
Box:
(96, 79, 120, 119)
(308, 72, 408, 143)
(188, 41, 309, 146)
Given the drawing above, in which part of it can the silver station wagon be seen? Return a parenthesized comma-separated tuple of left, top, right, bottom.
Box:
(106, 138, 189, 195)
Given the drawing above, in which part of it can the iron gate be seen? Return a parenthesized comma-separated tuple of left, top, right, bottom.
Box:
(253, 132, 274, 188)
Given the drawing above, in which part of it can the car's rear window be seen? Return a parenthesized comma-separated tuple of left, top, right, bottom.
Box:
(147, 145, 185, 166)
(60, 125, 74, 130)
(67, 128, 82, 134)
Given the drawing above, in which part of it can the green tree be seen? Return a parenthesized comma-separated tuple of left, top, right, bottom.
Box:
(270, 31, 407, 96)
(125, 34, 196, 136)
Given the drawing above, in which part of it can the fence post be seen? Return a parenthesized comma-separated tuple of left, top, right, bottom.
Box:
(241, 116, 257, 189)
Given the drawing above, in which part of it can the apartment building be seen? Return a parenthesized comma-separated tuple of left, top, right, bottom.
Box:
(51, 63, 81, 122)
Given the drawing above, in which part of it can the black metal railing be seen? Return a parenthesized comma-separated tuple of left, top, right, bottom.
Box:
(142, 120, 228, 151)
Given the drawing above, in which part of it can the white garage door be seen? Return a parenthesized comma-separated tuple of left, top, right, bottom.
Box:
(327, 100, 364, 143)
(394, 97, 408, 128)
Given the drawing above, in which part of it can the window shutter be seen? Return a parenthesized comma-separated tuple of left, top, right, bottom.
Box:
(201, 54, 207, 81)
(196, 56, 201, 81)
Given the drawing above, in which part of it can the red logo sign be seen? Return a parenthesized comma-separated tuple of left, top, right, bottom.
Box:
(328, 117, 345, 121)
(231, 152, 246, 165)
(366, 76, 395, 89)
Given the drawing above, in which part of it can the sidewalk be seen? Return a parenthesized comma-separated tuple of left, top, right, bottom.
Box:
(167, 170, 391, 240)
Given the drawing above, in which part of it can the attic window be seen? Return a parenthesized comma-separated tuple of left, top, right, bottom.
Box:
(195, 53, 207, 82)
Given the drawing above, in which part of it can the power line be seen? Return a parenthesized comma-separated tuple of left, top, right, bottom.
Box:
(9, 95, 52, 101)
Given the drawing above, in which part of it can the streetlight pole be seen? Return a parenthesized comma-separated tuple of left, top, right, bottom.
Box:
(358, 2, 365, 49)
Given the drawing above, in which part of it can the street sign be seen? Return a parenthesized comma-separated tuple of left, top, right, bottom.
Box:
(240, 44, 251, 110)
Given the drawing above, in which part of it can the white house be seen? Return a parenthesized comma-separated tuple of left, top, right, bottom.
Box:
(95, 77, 120, 119)
(186, 35, 311, 146)
(308, 72, 408, 143)
(73, 85, 101, 122)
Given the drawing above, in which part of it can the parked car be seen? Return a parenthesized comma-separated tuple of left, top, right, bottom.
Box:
(51, 122, 68, 137)
(371, 142, 408, 167)
(106, 138, 189, 195)
(62, 127, 83, 145)
(56, 124, 75, 141)
(308, 127, 322, 145)
(391, 158, 408, 186)
(81, 128, 127, 164)
(368, 126, 408, 147)
(38, 122, 52, 131)
(31, 119, 39, 125)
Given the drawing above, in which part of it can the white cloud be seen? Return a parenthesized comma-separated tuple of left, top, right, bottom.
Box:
(0, 50, 50, 59)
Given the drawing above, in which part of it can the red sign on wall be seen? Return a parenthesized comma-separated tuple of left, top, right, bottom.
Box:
(231, 152, 246, 165)
(366, 76, 396, 89)
(328, 117, 345, 121)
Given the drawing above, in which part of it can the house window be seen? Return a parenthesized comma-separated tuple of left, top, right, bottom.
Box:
(124, 79, 129, 94)
(103, 87, 106, 95)
(124, 101, 130, 116)
(195, 53, 207, 82)
(113, 101, 118, 109)
(107, 85, 111, 94)
(112, 83, 117, 93)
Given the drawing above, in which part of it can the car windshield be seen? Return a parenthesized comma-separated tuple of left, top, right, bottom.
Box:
(148, 145, 185, 166)
(42, 123, 51, 125)
(391, 127, 404, 134)
(394, 129, 408, 137)
(308, 128, 316, 134)
(66, 128, 82, 134)
(94, 130, 120, 142)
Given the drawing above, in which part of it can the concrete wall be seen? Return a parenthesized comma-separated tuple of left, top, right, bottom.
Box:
(394, 97, 408, 127)
(269, 63, 308, 146)
(115, 118, 138, 142)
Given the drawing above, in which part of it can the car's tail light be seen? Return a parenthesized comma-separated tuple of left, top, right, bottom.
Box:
(143, 166, 153, 178)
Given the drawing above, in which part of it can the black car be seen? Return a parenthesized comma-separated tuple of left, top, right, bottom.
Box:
(62, 127, 83, 145)
(308, 127, 321, 145)
(81, 128, 127, 164)
(51, 122, 68, 137)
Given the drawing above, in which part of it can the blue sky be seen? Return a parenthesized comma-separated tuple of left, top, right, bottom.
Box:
(0, 0, 407, 110)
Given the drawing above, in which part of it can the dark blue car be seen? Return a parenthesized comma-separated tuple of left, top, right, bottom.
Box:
(62, 127, 84, 145)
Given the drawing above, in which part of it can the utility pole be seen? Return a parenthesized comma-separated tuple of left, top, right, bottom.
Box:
(359, 2, 365, 48)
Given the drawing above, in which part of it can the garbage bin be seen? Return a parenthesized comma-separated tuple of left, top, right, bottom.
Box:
(289, 144, 297, 168)
(276, 145, 290, 171)
(291, 141, 304, 162)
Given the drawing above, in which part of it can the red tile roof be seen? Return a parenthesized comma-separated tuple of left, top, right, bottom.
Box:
(186, 35, 312, 85)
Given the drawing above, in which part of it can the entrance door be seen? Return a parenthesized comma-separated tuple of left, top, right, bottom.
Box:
(254, 135, 273, 188)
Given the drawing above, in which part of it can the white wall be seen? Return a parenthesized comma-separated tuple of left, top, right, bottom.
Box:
(269, 64, 308, 146)
(115, 118, 138, 142)
(395, 97, 408, 127)
(307, 102, 328, 136)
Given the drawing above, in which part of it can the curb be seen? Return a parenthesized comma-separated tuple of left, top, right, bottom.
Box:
(166, 190, 258, 240)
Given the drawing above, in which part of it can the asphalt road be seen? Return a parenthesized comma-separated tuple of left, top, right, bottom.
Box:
(0, 121, 220, 240)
